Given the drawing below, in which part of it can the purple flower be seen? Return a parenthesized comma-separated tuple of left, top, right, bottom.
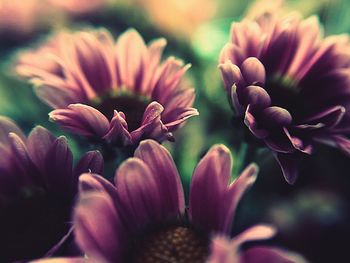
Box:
(34, 140, 307, 263)
(16, 29, 198, 146)
(219, 12, 350, 184)
(0, 116, 103, 262)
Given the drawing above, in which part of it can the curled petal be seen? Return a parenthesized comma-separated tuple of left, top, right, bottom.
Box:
(238, 85, 271, 109)
(50, 104, 110, 138)
(274, 152, 303, 184)
(104, 111, 132, 146)
(241, 57, 266, 85)
(164, 107, 199, 131)
(284, 128, 313, 154)
(299, 106, 346, 129)
(261, 106, 292, 127)
(131, 101, 172, 143)
(245, 105, 269, 139)
(219, 61, 244, 91)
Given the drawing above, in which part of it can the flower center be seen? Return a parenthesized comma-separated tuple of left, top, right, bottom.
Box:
(93, 92, 150, 131)
(129, 225, 209, 263)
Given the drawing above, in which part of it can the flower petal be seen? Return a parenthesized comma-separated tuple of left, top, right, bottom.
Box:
(245, 105, 269, 139)
(189, 145, 233, 232)
(74, 151, 104, 178)
(103, 110, 132, 146)
(116, 29, 147, 90)
(134, 140, 185, 218)
(231, 225, 276, 246)
(27, 126, 56, 173)
(222, 163, 259, 231)
(45, 136, 74, 192)
(114, 158, 163, 230)
(131, 101, 172, 143)
(238, 85, 271, 109)
(241, 57, 266, 85)
(219, 60, 244, 91)
(32, 258, 87, 263)
(35, 84, 80, 109)
(74, 192, 125, 263)
(274, 152, 303, 184)
(79, 173, 117, 198)
(0, 116, 25, 147)
(50, 104, 110, 138)
(207, 235, 238, 263)
(239, 246, 309, 263)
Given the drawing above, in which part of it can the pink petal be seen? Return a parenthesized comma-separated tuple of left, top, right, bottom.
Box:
(189, 145, 234, 233)
(27, 126, 56, 173)
(114, 158, 163, 229)
(240, 246, 309, 263)
(134, 140, 185, 218)
(50, 104, 110, 138)
(74, 192, 125, 262)
(103, 110, 132, 146)
(0, 116, 25, 147)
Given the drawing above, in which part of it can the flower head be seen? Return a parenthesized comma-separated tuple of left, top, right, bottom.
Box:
(34, 140, 307, 263)
(16, 29, 198, 147)
(0, 116, 103, 262)
(219, 12, 350, 183)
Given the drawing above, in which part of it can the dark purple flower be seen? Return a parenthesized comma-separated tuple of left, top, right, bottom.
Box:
(34, 140, 307, 263)
(0, 116, 103, 262)
(219, 12, 350, 184)
(16, 29, 198, 146)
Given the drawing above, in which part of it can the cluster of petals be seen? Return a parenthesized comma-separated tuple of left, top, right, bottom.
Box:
(16, 29, 198, 146)
(219, 12, 350, 183)
(34, 140, 307, 263)
(0, 116, 103, 262)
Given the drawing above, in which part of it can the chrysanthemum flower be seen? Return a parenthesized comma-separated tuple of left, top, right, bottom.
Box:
(219, 12, 350, 183)
(16, 29, 198, 146)
(0, 116, 103, 262)
(34, 140, 307, 263)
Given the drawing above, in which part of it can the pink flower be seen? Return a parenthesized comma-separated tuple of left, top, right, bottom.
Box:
(219, 12, 350, 183)
(33, 140, 307, 263)
(16, 29, 198, 146)
(0, 116, 103, 262)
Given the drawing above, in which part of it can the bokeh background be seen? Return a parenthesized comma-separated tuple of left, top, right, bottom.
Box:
(0, 0, 349, 262)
